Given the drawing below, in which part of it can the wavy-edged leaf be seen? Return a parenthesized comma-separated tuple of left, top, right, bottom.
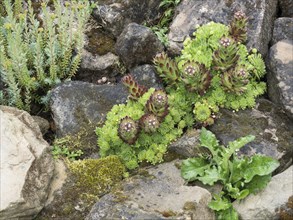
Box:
(216, 206, 239, 220)
(181, 157, 210, 182)
(243, 155, 279, 183)
(244, 174, 272, 194)
(208, 194, 231, 211)
(197, 166, 222, 185)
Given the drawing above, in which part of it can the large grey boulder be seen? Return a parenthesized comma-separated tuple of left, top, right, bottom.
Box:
(168, 0, 278, 56)
(92, 0, 162, 37)
(0, 106, 54, 220)
(115, 23, 164, 69)
(267, 40, 293, 118)
(50, 81, 128, 137)
(86, 161, 215, 220)
(271, 17, 293, 45)
(233, 165, 293, 220)
(209, 98, 293, 173)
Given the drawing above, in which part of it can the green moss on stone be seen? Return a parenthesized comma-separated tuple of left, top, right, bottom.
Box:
(68, 155, 126, 196)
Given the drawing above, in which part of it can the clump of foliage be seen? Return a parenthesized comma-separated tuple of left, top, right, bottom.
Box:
(181, 128, 280, 220)
(148, 0, 181, 46)
(154, 11, 266, 125)
(96, 76, 194, 169)
(97, 11, 266, 169)
(68, 155, 125, 197)
(0, 0, 95, 111)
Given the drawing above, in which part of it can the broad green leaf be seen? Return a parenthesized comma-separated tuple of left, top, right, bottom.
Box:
(244, 174, 272, 194)
(225, 135, 255, 159)
(243, 155, 280, 182)
(216, 206, 239, 220)
(230, 157, 249, 183)
(199, 127, 220, 159)
(208, 194, 231, 211)
(181, 157, 210, 182)
(197, 166, 222, 185)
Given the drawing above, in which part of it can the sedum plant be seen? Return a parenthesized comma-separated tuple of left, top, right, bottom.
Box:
(181, 128, 280, 220)
(0, 0, 95, 111)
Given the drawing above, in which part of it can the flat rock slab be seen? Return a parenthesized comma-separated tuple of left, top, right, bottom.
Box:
(50, 81, 128, 136)
(168, 0, 277, 56)
(86, 161, 215, 220)
(0, 106, 54, 220)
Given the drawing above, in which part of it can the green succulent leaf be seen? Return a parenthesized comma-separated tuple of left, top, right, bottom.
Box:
(181, 157, 210, 181)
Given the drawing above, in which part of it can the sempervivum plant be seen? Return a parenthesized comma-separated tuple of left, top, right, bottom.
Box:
(139, 113, 160, 133)
(180, 61, 212, 94)
(153, 52, 180, 86)
(213, 37, 239, 72)
(118, 116, 139, 144)
(146, 89, 169, 119)
(221, 66, 250, 94)
(229, 10, 248, 43)
(121, 74, 147, 100)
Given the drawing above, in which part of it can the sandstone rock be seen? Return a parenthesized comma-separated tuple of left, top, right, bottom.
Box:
(233, 165, 293, 220)
(115, 23, 164, 69)
(50, 81, 128, 137)
(0, 106, 54, 219)
(92, 0, 162, 37)
(271, 17, 293, 45)
(209, 98, 293, 173)
(267, 40, 293, 118)
(279, 0, 293, 17)
(86, 161, 215, 220)
(168, 0, 278, 56)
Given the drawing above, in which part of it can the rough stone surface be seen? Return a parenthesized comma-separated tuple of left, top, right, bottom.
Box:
(0, 106, 54, 220)
(31, 115, 50, 135)
(92, 0, 162, 37)
(50, 81, 128, 136)
(130, 64, 164, 89)
(279, 0, 293, 17)
(168, 129, 209, 158)
(115, 23, 164, 69)
(234, 165, 293, 220)
(86, 161, 215, 220)
(267, 39, 293, 118)
(168, 0, 278, 56)
(271, 17, 293, 45)
(77, 50, 120, 83)
(209, 98, 293, 173)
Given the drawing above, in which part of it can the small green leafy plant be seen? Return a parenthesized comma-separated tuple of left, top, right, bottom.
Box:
(0, 0, 95, 111)
(52, 137, 84, 161)
(181, 128, 280, 219)
(148, 0, 181, 46)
